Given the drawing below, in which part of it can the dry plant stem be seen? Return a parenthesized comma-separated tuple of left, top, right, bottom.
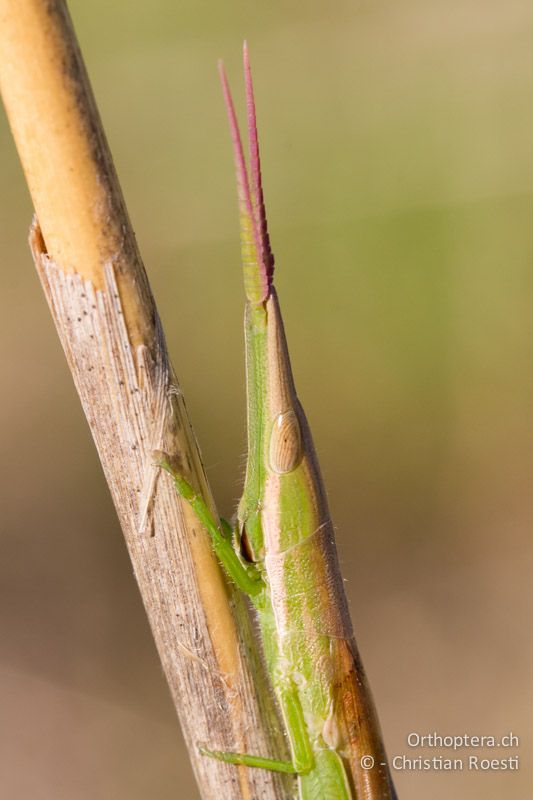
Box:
(0, 2, 288, 798)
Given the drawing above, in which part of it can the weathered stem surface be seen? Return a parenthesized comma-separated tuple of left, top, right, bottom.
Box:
(0, 2, 288, 798)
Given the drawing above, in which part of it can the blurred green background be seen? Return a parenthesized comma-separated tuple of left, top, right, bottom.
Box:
(1, 1, 532, 798)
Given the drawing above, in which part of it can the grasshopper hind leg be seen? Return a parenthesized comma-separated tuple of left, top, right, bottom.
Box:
(199, 746, 299, 775)
(199, 747, 353, 800)
(198, 681, 314, 776)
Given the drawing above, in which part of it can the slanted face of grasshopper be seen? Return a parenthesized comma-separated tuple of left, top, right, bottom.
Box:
(158, 44, 397, 800)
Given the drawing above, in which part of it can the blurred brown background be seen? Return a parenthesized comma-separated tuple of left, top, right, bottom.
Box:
(1, 1, 532, 798)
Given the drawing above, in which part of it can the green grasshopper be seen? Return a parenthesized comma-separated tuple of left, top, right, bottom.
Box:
(158, 44, 397, 800)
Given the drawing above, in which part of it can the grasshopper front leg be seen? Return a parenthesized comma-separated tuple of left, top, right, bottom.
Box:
(155, 454, 264, 598)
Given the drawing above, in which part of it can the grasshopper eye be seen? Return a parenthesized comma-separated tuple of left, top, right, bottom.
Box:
(269, 410, 302, 474)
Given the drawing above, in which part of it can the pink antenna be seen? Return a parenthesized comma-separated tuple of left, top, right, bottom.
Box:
(218, 48, 273, 303)
(243, 41, 275, 283)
